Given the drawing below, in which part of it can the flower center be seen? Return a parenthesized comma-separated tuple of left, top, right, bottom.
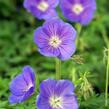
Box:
(49, 36, 62, 48)
(72, 4, 84, 15)
(49, 96, 63, 109)
(23, 83, 33, 92)
(37, 1, 49, 12)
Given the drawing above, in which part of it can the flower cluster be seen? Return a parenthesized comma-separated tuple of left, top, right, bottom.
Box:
(9, 67, 78, 109)
(24, 0, 96, 25)
(23, 0, 96, 60)
(9, 0, 97, 109)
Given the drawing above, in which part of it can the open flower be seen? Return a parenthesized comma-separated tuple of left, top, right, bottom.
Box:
(60, 0, 96, 25)
(34, 19, 76, 60)
(37, 79, 78, 109)
(23, 0, 59, 20)
(9, 66, 35, 104)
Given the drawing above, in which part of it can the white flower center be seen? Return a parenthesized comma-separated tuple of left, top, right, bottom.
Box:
(72, 4, 84, 15)
(23, 83, 33, 92)
(37, 1, 49, 12)
(49, 36, 62, 48)
(49, 96, 63, 109)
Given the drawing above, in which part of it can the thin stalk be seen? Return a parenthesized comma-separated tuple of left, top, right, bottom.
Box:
(105, 46, 109, 107)
(55, 58, 61, 80)
(75, 23, 82, 47)
(102, 24, 109, 107)
(102, 29, 109, 47)
(36, 73, 39, 94)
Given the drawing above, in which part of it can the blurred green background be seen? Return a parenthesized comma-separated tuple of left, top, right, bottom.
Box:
(0, 0, 109, 109)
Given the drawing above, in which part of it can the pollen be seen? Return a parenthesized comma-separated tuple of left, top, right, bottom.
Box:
(49, 36, 62, 48)
(49, 96, 63, 109)
(72, 4, 84, 15)
(37, 1, 49, 12)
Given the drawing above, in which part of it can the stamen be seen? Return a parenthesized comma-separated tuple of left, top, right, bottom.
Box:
(72, 4, 84, 15)
(49, 96, 63, 109)
(49, 36, 62, 48)
(37, 1, 49, 12)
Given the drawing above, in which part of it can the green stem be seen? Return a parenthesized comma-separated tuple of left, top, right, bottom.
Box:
(105, 46, 109, 107)
(55, 58, 61, 80)
(102, 29, 109, 47)
(75, 23, 82, 47)
(102, 25, 109, 107)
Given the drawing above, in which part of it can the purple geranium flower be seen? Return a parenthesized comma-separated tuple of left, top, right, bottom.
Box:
(23, 0, 59, 20)
(9, 66, 35, 104)
(34, 19, 76, 60)
(60, 0, 96, 25)
(37, 79, 78, 109)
